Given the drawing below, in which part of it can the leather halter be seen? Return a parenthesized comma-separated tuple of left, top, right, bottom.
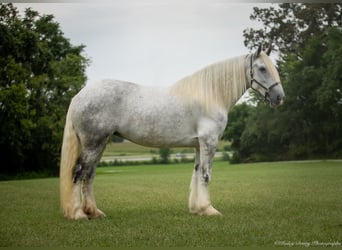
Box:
(249, 54, 280, 102)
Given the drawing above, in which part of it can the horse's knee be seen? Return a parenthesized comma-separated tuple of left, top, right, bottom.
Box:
(203, 173, 209, 183)
(200, 164, 212, 184)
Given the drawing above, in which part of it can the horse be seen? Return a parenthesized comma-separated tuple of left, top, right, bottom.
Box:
(60, 45, 285, 219)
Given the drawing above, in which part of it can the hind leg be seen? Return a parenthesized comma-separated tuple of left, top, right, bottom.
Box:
(67, 181, 88, 219)
(82, 169, 105, 219)
(74, 139, 108, 219)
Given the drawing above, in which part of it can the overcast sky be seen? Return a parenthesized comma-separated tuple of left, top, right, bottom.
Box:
(16, 1, 272, 87)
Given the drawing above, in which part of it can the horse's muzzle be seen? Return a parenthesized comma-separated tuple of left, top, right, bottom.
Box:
(266, 83, 285, 108)
(268, 94, 285, 107)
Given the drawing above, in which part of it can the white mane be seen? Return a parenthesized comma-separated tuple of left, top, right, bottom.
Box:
(169, 55, 248, 112)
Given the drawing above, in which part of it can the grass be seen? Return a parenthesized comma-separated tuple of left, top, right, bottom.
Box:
(0, 160, 341, 247)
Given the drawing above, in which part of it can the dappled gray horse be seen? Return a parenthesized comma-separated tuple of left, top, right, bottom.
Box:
(60, 45, 285, 219)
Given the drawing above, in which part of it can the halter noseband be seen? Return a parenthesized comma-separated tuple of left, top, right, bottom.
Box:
(249, 54, 280, 102)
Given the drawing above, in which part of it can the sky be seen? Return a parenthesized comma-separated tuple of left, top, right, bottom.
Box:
(16, 1, 272, 87)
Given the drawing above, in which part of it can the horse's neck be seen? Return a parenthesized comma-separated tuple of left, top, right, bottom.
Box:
(218, 55, 249, 111)
(200, 56, 248, 111)
(169, 55, 248, 113)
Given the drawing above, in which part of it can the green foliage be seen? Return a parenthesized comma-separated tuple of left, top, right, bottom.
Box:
(243, 3, 342, 55)
(111, 135, 124, 143)
(223, 103, 254, 150)
(221, 152, 230, 161)
(226, 4, 342, 163)
(0, 4, 87, 175)
(280, 27, 342, 159)
(159, 148, 171, 163)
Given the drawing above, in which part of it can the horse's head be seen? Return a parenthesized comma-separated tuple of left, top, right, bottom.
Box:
(248, 45, 285, 107)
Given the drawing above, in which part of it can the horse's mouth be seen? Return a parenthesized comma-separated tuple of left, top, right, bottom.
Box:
(266, 96, 285, 108)
(270, 99, 284, 108)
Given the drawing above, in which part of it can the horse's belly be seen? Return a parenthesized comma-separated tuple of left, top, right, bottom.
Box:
(114, 86, 201, 148)
(117, 120, 199, 148)
(116, 108, 199, 148)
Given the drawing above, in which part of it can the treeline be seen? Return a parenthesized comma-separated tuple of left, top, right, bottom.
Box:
(0, 4, 87, 177)
(224, 4, 342, 162)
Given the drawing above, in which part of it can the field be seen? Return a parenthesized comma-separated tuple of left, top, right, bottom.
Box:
(0, 160, 341, 247)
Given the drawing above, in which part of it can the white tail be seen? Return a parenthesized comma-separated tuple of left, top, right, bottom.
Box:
(60, 107, 81, 218)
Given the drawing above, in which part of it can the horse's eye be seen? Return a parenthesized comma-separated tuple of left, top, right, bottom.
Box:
(259, 66, 266, 73)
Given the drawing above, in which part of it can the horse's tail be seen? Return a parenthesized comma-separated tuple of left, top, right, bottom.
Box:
(60, 106, 81, 217)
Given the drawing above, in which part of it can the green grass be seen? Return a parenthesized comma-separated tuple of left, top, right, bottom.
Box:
(1, 160, 341, 247)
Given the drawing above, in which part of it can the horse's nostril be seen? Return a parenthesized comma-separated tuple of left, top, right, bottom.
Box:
(277, 95, 281, 101)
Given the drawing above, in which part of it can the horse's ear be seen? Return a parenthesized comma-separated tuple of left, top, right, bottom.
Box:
(266, 45, 272, 56)
(254, 44, 262, 58)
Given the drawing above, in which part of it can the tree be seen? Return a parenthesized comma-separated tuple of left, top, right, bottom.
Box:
(243, 4, 342, 57)
(159, 148, 171, 164)
(222, 103, 255, 161)
(226, 4, 342, 162)
(281, 27, 342, 158)
(0, 4, 88, 176)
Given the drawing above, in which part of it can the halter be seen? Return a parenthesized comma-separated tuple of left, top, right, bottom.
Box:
(249, 54, 280, 102)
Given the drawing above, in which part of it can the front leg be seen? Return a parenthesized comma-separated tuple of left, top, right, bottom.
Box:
(199, 137, 217, 184)
(189, 148, 200, 214)
(188, 136, 222, 216)
(189, 110, 227, 216)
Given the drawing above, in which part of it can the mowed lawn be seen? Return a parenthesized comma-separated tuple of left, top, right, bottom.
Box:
(0, 160, 341, 247)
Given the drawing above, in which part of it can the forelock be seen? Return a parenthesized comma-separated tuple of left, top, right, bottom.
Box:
(259, 52, 281, 83)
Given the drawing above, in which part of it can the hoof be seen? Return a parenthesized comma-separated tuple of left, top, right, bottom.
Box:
(89, 208, 106, 219)
(65, 208, 88, 220)
(199, 205, 222, 216)
(84, 207, 106, 219)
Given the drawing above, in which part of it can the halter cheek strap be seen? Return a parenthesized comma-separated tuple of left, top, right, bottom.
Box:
(249, 54, 280, 101)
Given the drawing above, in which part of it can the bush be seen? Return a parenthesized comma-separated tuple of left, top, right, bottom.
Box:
(222, 152, 230, 162)
(230, 152, 242, 164)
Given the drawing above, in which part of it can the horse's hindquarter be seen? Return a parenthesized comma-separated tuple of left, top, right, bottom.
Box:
(117, 86, 200, 148)
(70, 80, 138, 144)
